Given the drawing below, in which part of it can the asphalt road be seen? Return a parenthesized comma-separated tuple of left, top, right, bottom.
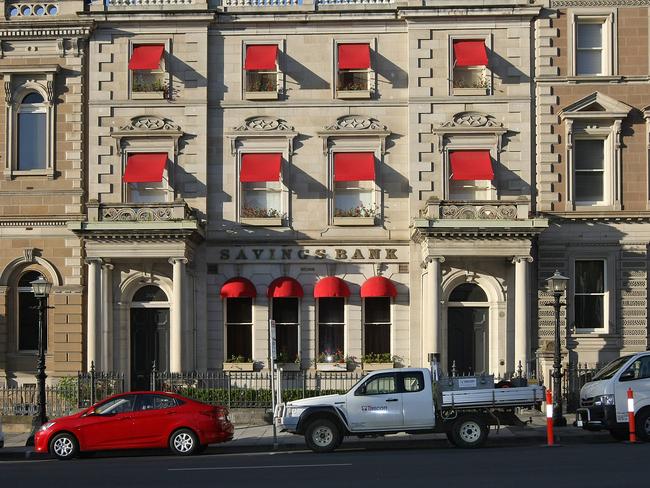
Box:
(1, 440, 646, 488)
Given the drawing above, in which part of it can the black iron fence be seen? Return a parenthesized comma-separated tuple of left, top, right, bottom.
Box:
(562, 363, 601, 412)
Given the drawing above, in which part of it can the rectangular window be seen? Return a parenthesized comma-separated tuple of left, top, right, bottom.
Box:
(240, 153, 283, 220)
(129, 44, 166, 98)
(318, 297, 344, 357)
(226, 297, 253, 361)
(576, 20, 604, 76)
(574, 260, 605, 329)
(364, 297, 391, 356)
(18, 290, 45, 351)
(333, 152, 376, 221)
(452, 39, 489, 95)
(244, 45, 278, 99)
(448, 151, 495, 200)
(123, 153, 170, 203)
(574, 139, 605, 204)
(272, 297, 299, 362)
(17, 111, 46, 171)
(336, 43, 371, 98)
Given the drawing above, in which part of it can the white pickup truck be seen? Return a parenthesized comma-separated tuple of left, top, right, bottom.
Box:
(275, 367, 544, 452)
(576, 351, 650, 441)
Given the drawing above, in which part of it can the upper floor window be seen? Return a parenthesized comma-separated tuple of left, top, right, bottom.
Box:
(332, 152, 377, 224)
(452, 39, 489, 95)
(17, 270, 47, 351)
(239, 153, 284, 224)
(17, 92, 47, 171)
(574, 139, 605, 205)
(122, 153, 170, 203)
(129, 44, 167, 99)
(574, 260, 606, 330)
(572, 14, 614, 76)
(448, 151, 495, 200)
(336, 43, 371, 99)
(244, 45, 279, 100)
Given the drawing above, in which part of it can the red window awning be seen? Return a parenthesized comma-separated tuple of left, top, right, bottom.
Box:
(240, 153, 282, 182)
(453, 40, 488, 67)
(245, 45, 278, 71)
(314, 277, 350, 298)
(334, 153, 375, 182)
(123, 153, 167, 183)
(268, 277, 304, 298)
(128, 44, 164, 70)
(221, 277, 257, 298)
(360, 276, 397, 298)
(338, 44, 371, 70)
(449, 151, 494, 181)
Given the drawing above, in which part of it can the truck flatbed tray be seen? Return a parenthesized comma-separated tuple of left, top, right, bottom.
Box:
(441, 385, 544, 409)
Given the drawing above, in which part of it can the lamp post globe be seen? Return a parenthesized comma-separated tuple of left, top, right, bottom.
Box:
(546, 270, 569, 427)
(30, 276, 52, 428)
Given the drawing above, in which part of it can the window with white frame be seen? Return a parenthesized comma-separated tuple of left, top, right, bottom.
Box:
(123, 153, 171, 203)
(244, 44, 278, 97)
(364, 297, 391, 358)
(272, 298, 299, 363)
(317, 297, 345, 360)
(332, 152, 377, 219)
(128, 44, 167, 97)
(447, 150, 495, 200)
(336, 43, 371, 96)
(452, 39, 489, 93)
(574, 260, 606, 330)
(225, 297, 253, 361)
(17, 92, 47, 171)
(239, 153, 284, 220)
(573, 15, 613, 76)
(573, 139, 606, 204)
(17, 271, 47, 351)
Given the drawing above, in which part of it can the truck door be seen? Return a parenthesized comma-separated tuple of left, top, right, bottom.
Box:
(345, 372, 403, 431)
(399, 371, 435, 428)
(615, 355, 650, 422)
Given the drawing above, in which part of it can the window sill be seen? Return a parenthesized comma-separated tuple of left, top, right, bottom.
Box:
(333, 216, 375, 226)
(240, 217, 284, 227)
(362, 362, 394, 372)
(316, 362, 352, 372)
(336, 89, 371, 99)
(223, 362, 255, 372)
(131, 91, 166, 100)
(245, 91, 279, 100)
(452, 87, 489, 96)
(10, 169, 54, 179)
(276, 363, 301, 372)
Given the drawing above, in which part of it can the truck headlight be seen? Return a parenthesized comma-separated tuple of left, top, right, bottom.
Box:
(594, 395, 615, 406)
(286, 407, 307, 418)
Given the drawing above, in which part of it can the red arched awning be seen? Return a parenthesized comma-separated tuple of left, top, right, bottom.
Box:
(268, 277, 304, 298)
(360, 276, 397, 298)
(220, 277, 257, 298)
(314, 277, 350, 298)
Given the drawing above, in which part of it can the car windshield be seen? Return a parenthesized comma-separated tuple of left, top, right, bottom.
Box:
(593, 355, 635, 381)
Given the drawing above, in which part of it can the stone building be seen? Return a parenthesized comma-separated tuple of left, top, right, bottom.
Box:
(535, 0, 650, 377)
(0, 1, 91, 384)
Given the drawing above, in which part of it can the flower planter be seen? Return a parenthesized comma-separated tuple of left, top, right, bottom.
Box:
(276, 363, 301, 372)
(333, 216, 375, 226)
(316, 362, 350, 372)
(362, 362, 394, 372)
(337, 89, 371, 99)
(240, 217, 283, 227)
(223, 362, 255, 372)
(452, 87, 488, 96)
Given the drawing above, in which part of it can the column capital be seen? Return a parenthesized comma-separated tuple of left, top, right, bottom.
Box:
(102, 262, 114, 271)
(421, 256, 445, 268)
(168, 257, 189, 266)
(511, 255, 533, 264)
(85, 257, 103, 266)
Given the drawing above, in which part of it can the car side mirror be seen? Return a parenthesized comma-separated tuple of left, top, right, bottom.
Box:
(620, 370, 636, 382)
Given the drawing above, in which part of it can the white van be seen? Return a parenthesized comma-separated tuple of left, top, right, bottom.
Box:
(576, 352, 650, 440)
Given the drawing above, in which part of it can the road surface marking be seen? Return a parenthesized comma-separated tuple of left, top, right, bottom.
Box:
(169, 463, 352, 472)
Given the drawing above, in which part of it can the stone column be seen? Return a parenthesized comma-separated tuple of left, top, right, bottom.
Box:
(100, 263, 113, 371)
(513, 256, 532, 374)
(86, 258, 102, 370)
(169, 257, 187, 373)
(423, 256, 444, 364)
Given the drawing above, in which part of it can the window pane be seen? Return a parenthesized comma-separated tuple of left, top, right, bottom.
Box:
(22, 93, 44, 104)
(452, 67, 488, 89)
(575, 295, 604, 328)
(133, 285, 167, 302)
(364, 323, 390, 355)
(449, 283, 488, 302)
(575, 261, 604, 293)
(226, 324, 252, 360)
(19, 271, 44, 287)
(276, 324, 298, 362)
(449, 180, 491, 201)
(364, 297, 390, 323)
(242, 186, 281, 218)
(576, 50, 602, 75)
(226, 297, 252, 324)
(132, 71, 165, 93)
(17, 112, 46, 170)
(127, 182, 167, 203)
(364, 375, 396, 395)
(575, 172, 604, 202)
(96, 396, 135, 415)
(246, 72, 277, 92)
(575, 140, 604, 170)
(337, 70, 368, 91)
(18, 291, 42, 350)
(403, 373, 424, 393)
(577, 23, 603, 49)
(334, 189, 374, 217)
(318, 297, 344, 323)
(318, 324, 344, 355)
(273, 297, 298, 324)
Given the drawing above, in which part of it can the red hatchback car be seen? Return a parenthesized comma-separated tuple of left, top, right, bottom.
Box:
(34, 391, 234, 460)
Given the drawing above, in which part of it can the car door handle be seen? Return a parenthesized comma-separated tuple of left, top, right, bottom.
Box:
(385, 398, 399, 402)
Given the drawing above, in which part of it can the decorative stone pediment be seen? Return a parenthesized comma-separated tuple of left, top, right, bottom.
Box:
(111, 116, 184, 155)
(559, 92, 633, 121)
(318, 116, 391, 154)
(226, 117, 297, 155)
(433, 112, 508, 153)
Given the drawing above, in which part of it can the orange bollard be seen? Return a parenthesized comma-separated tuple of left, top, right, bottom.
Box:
(546, 389, 554, 446)
(628, 388, 636, 443)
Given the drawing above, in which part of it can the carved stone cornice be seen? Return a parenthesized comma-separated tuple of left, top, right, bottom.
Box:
(111, 116, 184, 155)
(551, 0, 650, 6)
(433, 112, 507, 153)
(0, 23, 93, 40)
(318, 115, 391, 154)
(226, 116, 297, 156)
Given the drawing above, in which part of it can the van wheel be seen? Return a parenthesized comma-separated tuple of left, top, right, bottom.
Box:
(636, 410, 650, 441)
(450, 415, 488, 449)
(50, 433, 79, 460)
(305, 418, 341, 453)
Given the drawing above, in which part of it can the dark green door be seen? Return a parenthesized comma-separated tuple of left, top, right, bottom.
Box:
(130, 308, 169, 390)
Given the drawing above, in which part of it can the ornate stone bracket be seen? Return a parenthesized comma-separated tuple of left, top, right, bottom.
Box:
(317, 115, 390, 155)
(111, 116, 184, 155)
(433, 111, 507, 153)
(225, 116, 297, 156)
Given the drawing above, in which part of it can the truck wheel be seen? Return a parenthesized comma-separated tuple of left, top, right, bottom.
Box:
(636, 410, 650, 441)
(305, 418, 341, 453)
(450, 415, 488, 449)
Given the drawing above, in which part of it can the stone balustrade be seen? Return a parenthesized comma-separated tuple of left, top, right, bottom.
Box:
(87, 201, 193, 223)
(424, 199, 531, 220)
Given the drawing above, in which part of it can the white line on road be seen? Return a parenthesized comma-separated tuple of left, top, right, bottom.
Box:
(169, 463, 353, 472)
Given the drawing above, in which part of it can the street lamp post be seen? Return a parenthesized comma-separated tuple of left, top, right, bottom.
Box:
(546, 270, 569, 427)
(31, 276, 52, 427)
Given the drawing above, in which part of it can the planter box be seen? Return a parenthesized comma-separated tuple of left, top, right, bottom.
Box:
(362, 362, 394, 372)
(276, 363, 301, 372)
(240, 217, 283, 227)
(316, 362, 350, 372)
(223, 362, 255, 372)
(333, 216, 375, 226)
(131, 91, 166, 100)
(245, 91, 279, 100)
(452, 87, 488, 96)
(337, 89, 371, 99)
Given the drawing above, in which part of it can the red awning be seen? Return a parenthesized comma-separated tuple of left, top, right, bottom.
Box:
(128, 44, 164, 70)
(123, 153, 167, 183)
(453, 40, 488, 67)
(268, 277, 304, 298)
(334, 153, 375, 182)
(360, 276, 397, 298)
(314, 277, 350, 298)
(221, 277, 257, 298)
(240, 153, 282, 182)
(338, 44, 371, 70)
(245, 45, 278, 71)
(450, 151, 494, 181)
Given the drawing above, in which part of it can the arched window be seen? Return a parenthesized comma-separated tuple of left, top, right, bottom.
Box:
(17, 270, 47, 351)
(449, 283, 488, 302)
(133, 285, 168, 302)
(17, 92, 47, 171)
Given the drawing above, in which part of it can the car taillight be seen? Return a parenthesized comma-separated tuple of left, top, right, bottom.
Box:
(215, 407, 229, 421)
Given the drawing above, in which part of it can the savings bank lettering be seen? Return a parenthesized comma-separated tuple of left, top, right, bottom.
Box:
(218, 248, 398, 261)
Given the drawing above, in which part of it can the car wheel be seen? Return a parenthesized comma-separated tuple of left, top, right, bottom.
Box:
(636, 410, 650, 442)
(169, 429, 198, 456)
(609, 428, 629, 441)
(450, 415, 489, 449)
(50, 433, 78, 460)
(305, 418, 341, 453)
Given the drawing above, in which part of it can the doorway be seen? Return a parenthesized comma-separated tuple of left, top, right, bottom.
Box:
(447, 283, 489, 375)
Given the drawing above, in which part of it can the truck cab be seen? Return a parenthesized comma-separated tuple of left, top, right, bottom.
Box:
(576, 352, 650, 440)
